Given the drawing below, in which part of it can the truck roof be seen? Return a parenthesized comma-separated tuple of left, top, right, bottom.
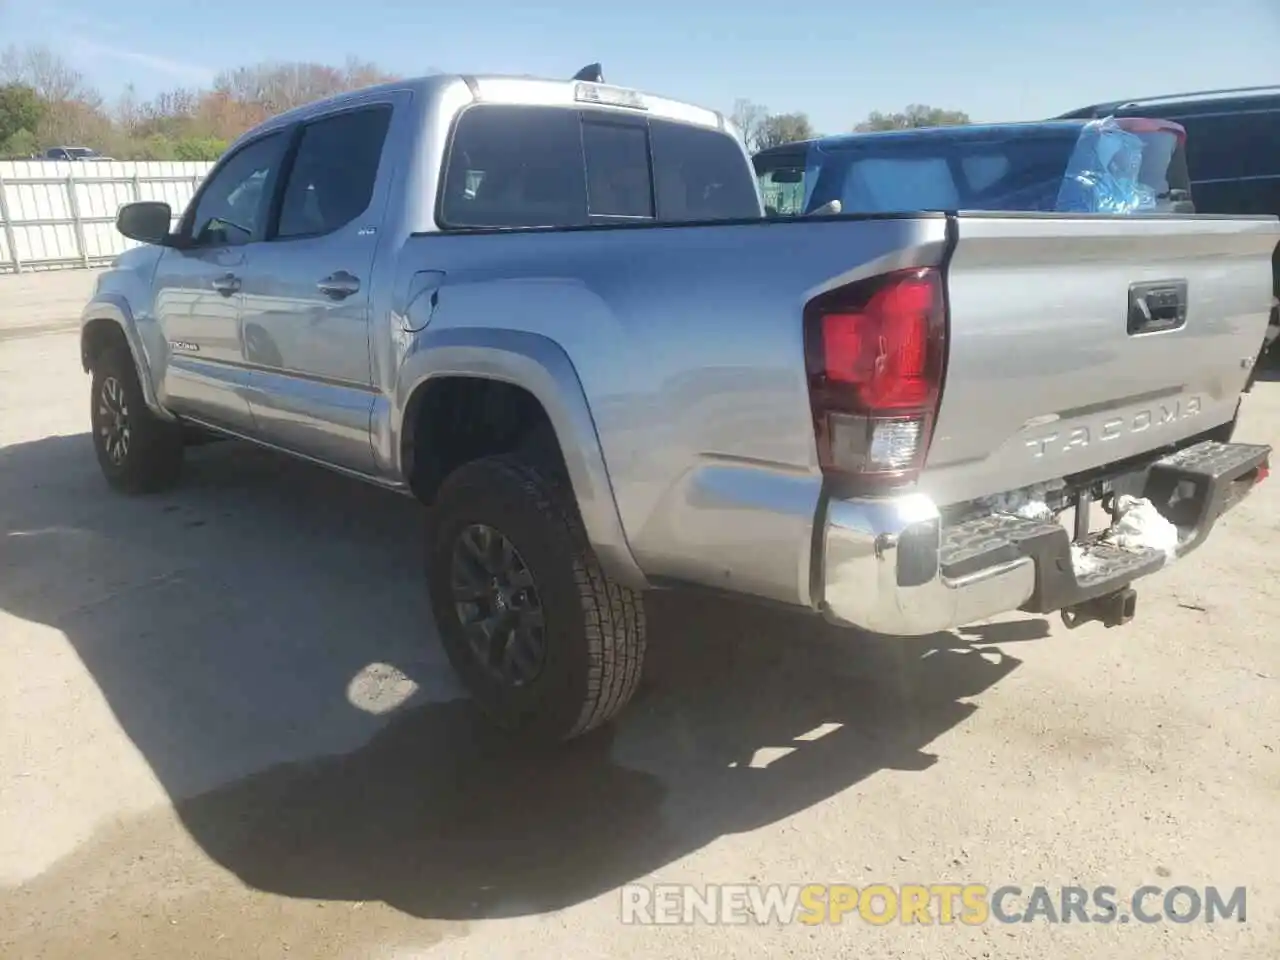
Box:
(242, 72, 727, 146)
(1056, 85, 1280, 119)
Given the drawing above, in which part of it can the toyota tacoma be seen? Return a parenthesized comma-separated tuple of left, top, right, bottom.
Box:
(81, 69, 1277, 740)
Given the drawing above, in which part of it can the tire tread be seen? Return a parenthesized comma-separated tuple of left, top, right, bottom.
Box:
(491, 455, 646, 738)
(92, 344, 183, 494)
(428, 453, 646, 740)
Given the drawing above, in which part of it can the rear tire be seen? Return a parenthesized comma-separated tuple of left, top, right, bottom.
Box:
(90, 345, 184, 494)
(425, 454, 646, 741)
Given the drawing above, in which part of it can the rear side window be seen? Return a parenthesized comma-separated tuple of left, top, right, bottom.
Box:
(277, 105, 393, 238)
(439, 104, 759, 228)
(1173, 110, 1280, 183)
(441, 107, 586, 228)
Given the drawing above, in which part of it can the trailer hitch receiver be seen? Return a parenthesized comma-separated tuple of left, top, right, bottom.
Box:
(1061, 587, 1138, 630)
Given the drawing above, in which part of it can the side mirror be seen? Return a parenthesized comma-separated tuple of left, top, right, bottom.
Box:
(116, 201, 174, 245)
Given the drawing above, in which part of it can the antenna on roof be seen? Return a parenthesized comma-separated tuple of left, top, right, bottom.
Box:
(572, 63, 604, 83)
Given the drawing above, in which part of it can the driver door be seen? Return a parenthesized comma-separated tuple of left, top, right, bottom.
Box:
(152, 130, 288, 432)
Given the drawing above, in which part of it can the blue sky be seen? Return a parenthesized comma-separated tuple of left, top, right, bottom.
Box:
(4, 0, 1278, 132)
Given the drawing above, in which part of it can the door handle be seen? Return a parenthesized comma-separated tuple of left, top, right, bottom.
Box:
(1128, 280, 1187, 335)
(211, 273, 241, 296)
(317, 271, 361, 300)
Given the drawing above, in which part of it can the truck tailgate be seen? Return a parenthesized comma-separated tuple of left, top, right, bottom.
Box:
(924, 213, 1280, 506)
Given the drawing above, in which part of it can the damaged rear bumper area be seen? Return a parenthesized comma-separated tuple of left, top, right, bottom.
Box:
(819, 440, 1270, 636)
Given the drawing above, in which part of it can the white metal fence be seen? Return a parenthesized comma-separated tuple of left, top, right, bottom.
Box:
(0, 160, 215, 273)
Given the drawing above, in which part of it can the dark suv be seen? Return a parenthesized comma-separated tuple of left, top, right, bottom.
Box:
(1058, 86, 1280, 376)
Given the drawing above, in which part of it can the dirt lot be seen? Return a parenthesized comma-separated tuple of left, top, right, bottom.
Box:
(1, 270, 1278, 960)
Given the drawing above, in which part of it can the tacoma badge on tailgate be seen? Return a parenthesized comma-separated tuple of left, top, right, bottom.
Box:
(1026, 396, 1203, 458)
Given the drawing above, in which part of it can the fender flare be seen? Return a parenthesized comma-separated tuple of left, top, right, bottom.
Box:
(392, 326, 647, 591)
(79, 295, 173, 420)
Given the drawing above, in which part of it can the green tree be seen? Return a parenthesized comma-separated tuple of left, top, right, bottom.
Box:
(731, 99, 817, 152)
(1, 43, 405, 157)
(0, 83, 44, 145)
(0, 126, 37, 158)
(730, 98, 769, 150)
(854, 104, 971, 132)
(173, 136, 227, 161)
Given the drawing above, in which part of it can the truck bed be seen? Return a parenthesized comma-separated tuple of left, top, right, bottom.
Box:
(393, 210, 1278, 614)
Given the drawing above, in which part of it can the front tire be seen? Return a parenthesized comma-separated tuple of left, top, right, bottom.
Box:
(425, 455, 646, 741)
(90, 345, 184, 494)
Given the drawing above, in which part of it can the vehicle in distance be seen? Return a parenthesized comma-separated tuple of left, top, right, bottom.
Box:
(82, 69, 1276, 741)
(1057, 85, 1280, 378)
(43, 146, 113, 161)
(753, 118, 1192, 218)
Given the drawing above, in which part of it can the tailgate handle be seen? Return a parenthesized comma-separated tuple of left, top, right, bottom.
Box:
(1128, 280, 1187, 335)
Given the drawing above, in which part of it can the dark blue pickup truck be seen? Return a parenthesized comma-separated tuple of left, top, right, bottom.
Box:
(752, 118, 1191, 218)
(752, 116, 1280, 389)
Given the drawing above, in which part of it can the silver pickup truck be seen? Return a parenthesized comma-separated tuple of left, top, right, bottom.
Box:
(83, 70, 1276, 741)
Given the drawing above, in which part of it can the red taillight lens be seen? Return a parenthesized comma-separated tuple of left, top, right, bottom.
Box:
(804, 267, 946, 488)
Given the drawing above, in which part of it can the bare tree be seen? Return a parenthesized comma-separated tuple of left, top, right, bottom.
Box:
(754, 112, 816, 150)
(211, 60, 394, 117)
(731, 99, 816, 152)
(342, 56, 401, 90)
(0, 46, 405, 153)
(115, 83, 142, 136)
(730, 98, 769, 151)
(0, 44, 109, 148)
(0, 43, 98, 105)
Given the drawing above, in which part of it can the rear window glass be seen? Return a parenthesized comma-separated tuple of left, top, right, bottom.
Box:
(440, 107, 586, 228)
(649, 119, 761, 222)
(440, 104, 759, 228)
(1172, 110, 1280, 183)
(757, 161, 806, 216)
(583, 121, 654, 218)
(755, 124, 1190, 216)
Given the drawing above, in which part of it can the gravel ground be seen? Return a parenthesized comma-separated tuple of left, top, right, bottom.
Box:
(1, 270, 1278, 959)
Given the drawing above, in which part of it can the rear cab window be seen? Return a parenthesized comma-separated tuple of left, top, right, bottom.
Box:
(438, 104, 760, 229)
(755, 149, 807, 217)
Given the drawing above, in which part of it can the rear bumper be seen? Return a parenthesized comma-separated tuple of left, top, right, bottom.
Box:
(819, 439, 1270, 636)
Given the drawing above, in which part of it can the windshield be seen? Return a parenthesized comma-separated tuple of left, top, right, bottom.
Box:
(66, 148, 100, 159)
(755, 122, 1190, 216)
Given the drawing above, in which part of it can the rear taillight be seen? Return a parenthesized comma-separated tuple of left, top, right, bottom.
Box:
(803, 266, 946, 489)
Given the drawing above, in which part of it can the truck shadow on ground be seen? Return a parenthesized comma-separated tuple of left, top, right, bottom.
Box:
(0, 432, 1044, 921)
